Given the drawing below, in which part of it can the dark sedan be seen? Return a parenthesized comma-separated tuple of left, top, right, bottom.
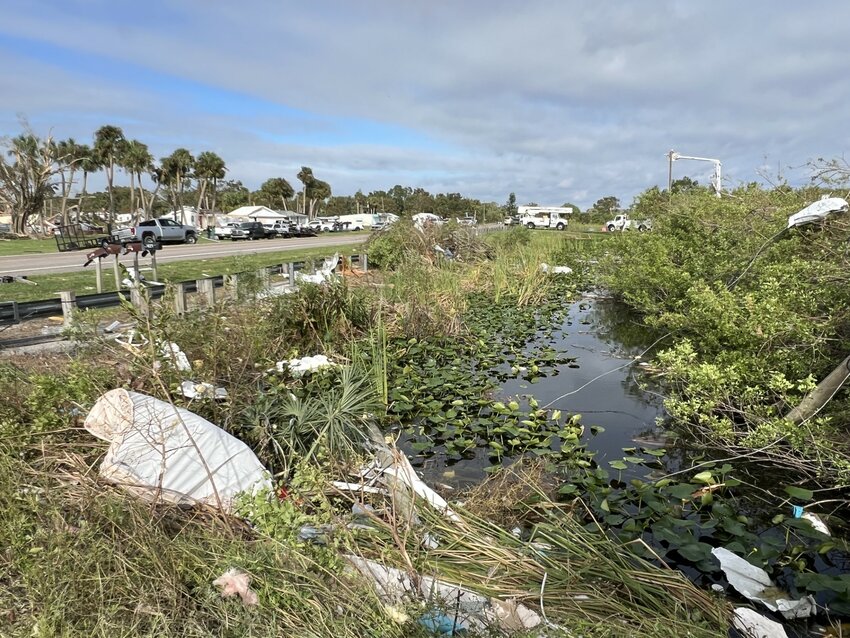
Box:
(230, 221, 274, 241)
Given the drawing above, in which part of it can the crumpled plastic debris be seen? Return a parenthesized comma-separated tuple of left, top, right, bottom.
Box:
(792, 506, 831, 536)
(276, 354, 337, 377)
(732, 607, 788, 638)
(296, 253, 340, 285)
(787, 196, 849, 228)
(346, 555, 540, 632)
(160, 342, 192, 371)
(711, 547, 816, 619)
(213, 568, 259, 607)
(180, 380, 228, 401)
(539, 263, 573, 275)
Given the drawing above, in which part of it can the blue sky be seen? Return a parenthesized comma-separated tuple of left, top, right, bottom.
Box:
(2, 0, 850, 208)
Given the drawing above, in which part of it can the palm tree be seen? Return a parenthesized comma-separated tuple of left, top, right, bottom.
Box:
(160, 148, 195, 223)
(121, 140, 153, 224)
(76, 145, 100, 223)
(194, 151, 227, 227)
(93, 125, 127, 225)
(55, 138, 86, 226)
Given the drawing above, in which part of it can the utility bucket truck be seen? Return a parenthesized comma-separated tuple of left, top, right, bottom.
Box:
(518, 206, 572, 230)
(605, 214, 652, 232)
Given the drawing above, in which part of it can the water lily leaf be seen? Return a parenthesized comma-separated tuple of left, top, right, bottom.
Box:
(692, 471, 715, 485)
(558, 483, 578, 495)
(623, 456, 645, 465)
(643, 448, 667, 457)
(609, 460, 628, 470)
(678, 542, 713, 563)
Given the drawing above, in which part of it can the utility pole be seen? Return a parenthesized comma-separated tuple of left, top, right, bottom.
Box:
(667, 149, 674, 192)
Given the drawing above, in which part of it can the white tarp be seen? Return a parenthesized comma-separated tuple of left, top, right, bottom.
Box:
(84, 389, 270, 512)
(787, 197, 848, 228)
(296, 253, 340, 285)
(732, 607, 788, 638)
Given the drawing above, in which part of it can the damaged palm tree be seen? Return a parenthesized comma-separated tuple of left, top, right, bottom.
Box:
(785, 353, 850, 425)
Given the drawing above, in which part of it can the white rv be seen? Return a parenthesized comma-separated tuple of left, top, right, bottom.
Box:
(518, 206, 573, 230)
(336, 213, 399, 231)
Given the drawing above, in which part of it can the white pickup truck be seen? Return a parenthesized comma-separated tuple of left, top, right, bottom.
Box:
(605, 214, 652, 232)
(518, 206, 572, 230)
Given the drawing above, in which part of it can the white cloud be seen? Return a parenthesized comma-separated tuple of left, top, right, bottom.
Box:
(2, 0, 850, 207)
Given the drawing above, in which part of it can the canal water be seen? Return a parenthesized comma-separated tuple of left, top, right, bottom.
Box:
(408, 294, 668, 486)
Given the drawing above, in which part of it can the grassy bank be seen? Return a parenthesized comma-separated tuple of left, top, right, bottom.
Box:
(0, 237, 62, 256)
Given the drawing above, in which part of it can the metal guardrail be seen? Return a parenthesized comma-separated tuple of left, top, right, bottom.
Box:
(0, 256, 356, 325)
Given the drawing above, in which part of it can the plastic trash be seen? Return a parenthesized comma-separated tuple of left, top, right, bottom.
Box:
(213, 568, 259, 607)
(275, 354, 337, 377)
(711, 547, 816, 619)
(84, 389, 270, 512)
(732, 607, 788, 638)
(160, 342, 192, 371)
(180, 380, 228, 401)
(787, 196, 849, 228)
(539, 263, 573, 275)
(418, 610, 467, 635)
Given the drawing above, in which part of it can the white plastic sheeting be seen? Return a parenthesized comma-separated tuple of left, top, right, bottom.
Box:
(731, 608, 788, 638)
(275, 354, 337, 377)
(787, 196, 848, 228)
(711, 547, 816, 619)
(296, 253, 339, 285)
(84, 389, 270, 512)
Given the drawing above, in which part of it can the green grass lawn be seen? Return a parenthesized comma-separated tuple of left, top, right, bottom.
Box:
(1, 242, 365, 303)
(0, 237, 65, 256)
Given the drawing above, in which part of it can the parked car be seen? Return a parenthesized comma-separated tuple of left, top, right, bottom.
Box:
(307, 219, 338, 232)
(230, 221, 274, 241)
(113, 218, 197, 248)
(215, 222, 239, 239)
(456, 216, 477, 227)
(503, 215, 520, 226)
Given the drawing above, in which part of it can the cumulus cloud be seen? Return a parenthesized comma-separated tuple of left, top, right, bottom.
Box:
(2, 0, 849, 207)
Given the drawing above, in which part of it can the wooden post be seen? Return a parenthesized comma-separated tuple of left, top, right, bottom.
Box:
(360, 253, 368, 273)
(151, 250, 158, 281)
(130, 287, 149, 318)
(174, 283, 187, 315)
(257, 267, 270, 290)
(224, 274, 238, 299)
(113, 254, 121, 290)
(133, 251, 140, 285)
(95, 257, 103, 293)
(58, 291, 77, 327)
(288, 262, 296, 286)
(197, 278, 215, 306)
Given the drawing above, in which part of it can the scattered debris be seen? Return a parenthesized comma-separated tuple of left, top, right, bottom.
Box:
(84, 389, 270, 512)
(276, 354, 337, 377)
(159, 342, 192, 371)
(0, 275, 36, 285)
(787, 196, 849, 228)
(792, 506, 831, 536)
(732, 607, 788, 638)
(711, 547, 816, 619)
(180, 380, 228, 401)
(213, 568, 259, 607)
(296, 253, 340, 285)
(539, 263, 573, 275)
(346, 555, 541, 633)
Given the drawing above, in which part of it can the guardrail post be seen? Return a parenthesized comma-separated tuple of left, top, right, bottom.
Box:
(359, 253, 368, 273)
(288, 262, 296, 286)
(95, 258, 103, 293)
(174, 283, 187, 315)
(58, 291, 77, 327)
(113, 254, 121, 290)
(257, 267, 270, 290)
(224, 274, 238, 299)
(130, 287, 150, 318)
(197, 278, 215, 306)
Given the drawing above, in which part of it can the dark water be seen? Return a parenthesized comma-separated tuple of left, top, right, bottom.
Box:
(410, 295, 667, 486)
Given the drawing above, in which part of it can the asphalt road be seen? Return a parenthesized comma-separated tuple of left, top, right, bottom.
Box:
(0, 234, 366, 277)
